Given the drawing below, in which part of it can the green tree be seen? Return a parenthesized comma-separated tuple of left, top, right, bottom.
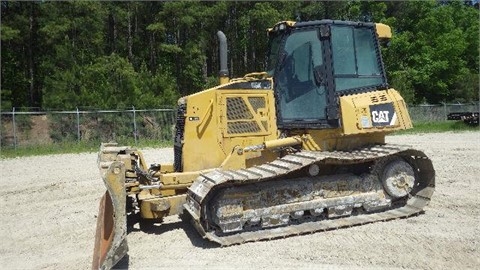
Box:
(383, 0, 478, 103)
(1, 1, 478, 111)
(39, 1, 106, 109)
(1, 1, 42, 110)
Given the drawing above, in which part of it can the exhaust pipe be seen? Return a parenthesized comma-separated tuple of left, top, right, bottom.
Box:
(216, 31, 229, 85)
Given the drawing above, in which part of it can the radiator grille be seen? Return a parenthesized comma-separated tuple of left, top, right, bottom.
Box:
(228, 121, 261, 134)
(248, 97, 266, 113)
(225, 96, 266, 135)
(227, 97, 253, 120)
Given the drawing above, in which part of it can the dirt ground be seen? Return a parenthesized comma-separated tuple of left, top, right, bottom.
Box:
(1, 131, 479, 270)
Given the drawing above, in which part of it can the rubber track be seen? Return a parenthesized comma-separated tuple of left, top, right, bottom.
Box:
(186, 144, 435, 246)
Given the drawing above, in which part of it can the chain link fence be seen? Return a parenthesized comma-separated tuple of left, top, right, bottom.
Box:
(0, 107, 176, 150)
(1, 103, 478, 149)
(407, 103, 479, 122)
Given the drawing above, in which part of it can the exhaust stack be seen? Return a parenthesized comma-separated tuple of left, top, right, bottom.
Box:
(216, 31, 229, 85)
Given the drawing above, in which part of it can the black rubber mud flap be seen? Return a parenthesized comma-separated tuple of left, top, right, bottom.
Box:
(92, 162, 128, 270)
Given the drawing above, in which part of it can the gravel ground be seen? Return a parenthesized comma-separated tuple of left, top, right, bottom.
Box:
(1, 131, 479, 270)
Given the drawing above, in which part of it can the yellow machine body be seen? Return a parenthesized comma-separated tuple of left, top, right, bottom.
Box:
(92, 20, 434, 270)
(120, 83, 413, 220)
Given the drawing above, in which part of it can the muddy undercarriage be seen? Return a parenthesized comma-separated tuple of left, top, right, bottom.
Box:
(185, 144, 435, 246)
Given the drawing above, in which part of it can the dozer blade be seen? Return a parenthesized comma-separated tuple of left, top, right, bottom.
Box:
(92, 161, 128, 270)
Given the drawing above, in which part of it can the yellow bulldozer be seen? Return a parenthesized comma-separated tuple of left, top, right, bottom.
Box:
(92, 19, 435, 269)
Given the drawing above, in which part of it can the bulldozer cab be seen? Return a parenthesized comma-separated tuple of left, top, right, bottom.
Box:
(267, 20, 389, 129)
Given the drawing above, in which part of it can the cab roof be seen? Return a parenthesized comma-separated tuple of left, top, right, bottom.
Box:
(268, 20, 391, 39)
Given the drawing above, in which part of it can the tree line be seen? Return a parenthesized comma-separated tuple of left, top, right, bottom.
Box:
(1, 0, 478, 111)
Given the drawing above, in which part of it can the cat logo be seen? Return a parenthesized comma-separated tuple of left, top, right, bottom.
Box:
(369, 103, 397, 127)
(372, 111, 390, 123)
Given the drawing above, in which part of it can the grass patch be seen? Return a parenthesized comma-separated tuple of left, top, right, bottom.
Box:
(393, 120, 479, 135)
(2, 121, 478, 159)
(1, 141, 98, 159)
(0, 139, 172, 159)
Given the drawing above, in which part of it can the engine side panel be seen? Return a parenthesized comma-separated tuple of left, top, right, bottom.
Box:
(340, 88, 413, 135)
(181, 87, 279, 172)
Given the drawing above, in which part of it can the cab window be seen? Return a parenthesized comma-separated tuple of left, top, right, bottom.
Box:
(331, 26, 384, 91)
(275, 29, 326, 121)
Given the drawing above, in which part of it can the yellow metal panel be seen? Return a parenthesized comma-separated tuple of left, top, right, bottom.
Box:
(160, 171, 202, 185)
(375, 23, 392, 39)
(217, 89, 279, 170)
(182, 89, 223, 171)
(340, 89, 412, 136)
(140, 194, 187, 219)
(182, 86, 279, 172)
(219, 76, 229, 85)
(301, 130, 386, 152)
(388, 90, 413, 129)
(158, 164, 174, 173)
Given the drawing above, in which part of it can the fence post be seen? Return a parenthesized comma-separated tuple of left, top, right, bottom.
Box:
(76, 107, 80, 142)
(12, 107, 17, 150)
(132, 106, 138, 145)
(443, 102, 447, 120)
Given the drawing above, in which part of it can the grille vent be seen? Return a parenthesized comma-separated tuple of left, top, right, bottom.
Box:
(228, 121, 261, 134)
(227, 97, 253, 120)
(226, 96, 266, 135)
(248, 97, 266, 113)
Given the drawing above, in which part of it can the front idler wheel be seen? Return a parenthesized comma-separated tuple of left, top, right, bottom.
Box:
(381, 158, 415, 199)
